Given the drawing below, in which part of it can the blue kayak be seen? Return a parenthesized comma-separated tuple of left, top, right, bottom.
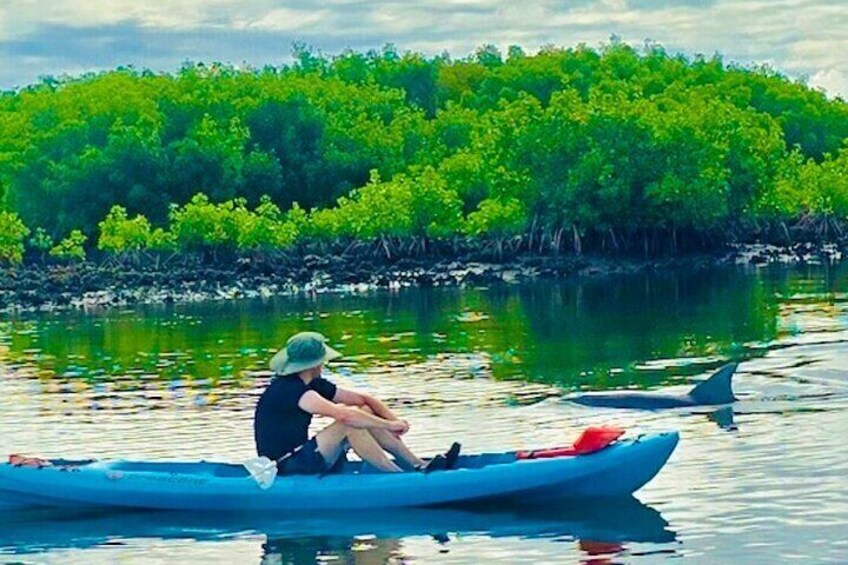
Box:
(0, 432, 678, 511)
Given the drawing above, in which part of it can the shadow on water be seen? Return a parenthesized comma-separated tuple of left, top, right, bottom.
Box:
(0, 497, 676, 561)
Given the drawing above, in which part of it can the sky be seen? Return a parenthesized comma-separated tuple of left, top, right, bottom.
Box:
(0, 0, 846, 98)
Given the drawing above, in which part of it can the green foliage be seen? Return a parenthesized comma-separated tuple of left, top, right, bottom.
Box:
(97, 205, 153, 253)
(772, 148, 848, 217)
(0, 211, 30, 264)
(1, 44, 847, 253)
(285, 203, 309, 239)
(28, 227, 54, 253)
(149, 228, 177, 252)
(50, 230, 87, 262)
(317, 168, 463, 239)
(307, 207, 343, 240)
(169, 193, 238, 250)
(233, 195, 298, 250)
(168, 193, 298, 252)
(465, 198, 527, 237)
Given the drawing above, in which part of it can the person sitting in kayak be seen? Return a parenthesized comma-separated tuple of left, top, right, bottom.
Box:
(254, 331, 460, 474)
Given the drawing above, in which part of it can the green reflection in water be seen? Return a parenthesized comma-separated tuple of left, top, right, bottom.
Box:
(2, 263, 847, 392)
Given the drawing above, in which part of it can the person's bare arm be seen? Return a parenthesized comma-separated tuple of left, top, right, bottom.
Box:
(299, 391, 405, 433)
(334, 387, 400, 421)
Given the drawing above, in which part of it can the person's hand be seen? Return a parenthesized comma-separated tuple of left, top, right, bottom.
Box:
(388, 419, 410, 436)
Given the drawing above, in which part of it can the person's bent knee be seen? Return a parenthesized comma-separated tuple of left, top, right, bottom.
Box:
(327, 421, 362, 438)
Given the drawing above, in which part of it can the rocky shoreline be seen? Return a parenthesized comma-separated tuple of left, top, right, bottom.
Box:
(0, 243, 843, 313)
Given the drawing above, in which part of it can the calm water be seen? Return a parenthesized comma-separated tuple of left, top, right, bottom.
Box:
(1, 263, 847, 564)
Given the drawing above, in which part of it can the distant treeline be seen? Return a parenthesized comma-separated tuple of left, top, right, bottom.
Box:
(2, 41, 848, 264)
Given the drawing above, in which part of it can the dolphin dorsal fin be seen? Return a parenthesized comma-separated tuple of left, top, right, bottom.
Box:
(689, 363, 738, 404)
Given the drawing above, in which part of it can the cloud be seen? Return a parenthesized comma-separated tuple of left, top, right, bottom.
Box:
(809, 69, 848, 101)
(0, 0, 260, 33)
(239, 8, 328, 32)
(0, 0, 846, 98)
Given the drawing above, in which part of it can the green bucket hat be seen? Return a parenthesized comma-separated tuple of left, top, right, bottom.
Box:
(270, 332, 341, 376)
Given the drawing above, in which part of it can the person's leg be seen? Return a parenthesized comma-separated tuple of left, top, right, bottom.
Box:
(314, 420, 403, 473)
(345, 428, 404, 472)
(366, 428, 425, 469)
(312, 420, 349, 468)
(354, 406, 426, 469)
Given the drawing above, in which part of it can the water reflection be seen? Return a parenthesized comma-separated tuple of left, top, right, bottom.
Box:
(260, 536, 406, 565)
(6, 263, 842, 395)
(0, 498, 676, 563)
(2, 264, 848, 563)
(706, 406, 738, 431)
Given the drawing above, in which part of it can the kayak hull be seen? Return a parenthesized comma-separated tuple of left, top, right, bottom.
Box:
(0, 432, 678, 511)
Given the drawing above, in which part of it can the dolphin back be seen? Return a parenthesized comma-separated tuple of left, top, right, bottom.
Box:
(688, 363, 738, 405)
(570, 393, 695, 409)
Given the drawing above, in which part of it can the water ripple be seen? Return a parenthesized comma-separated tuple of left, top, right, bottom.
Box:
(3, 266, 848, 563)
